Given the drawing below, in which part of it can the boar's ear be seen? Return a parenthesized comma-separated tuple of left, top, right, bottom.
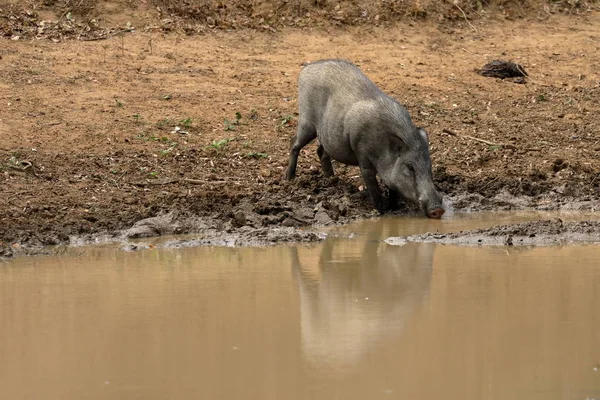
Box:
(417, 128, 429, 142)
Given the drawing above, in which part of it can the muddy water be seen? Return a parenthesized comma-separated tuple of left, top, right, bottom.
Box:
(2, 213, 600, 400)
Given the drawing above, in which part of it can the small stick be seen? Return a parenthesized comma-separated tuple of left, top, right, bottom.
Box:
(445, 0, 477, 32)
(442, 128, 457, 136)
(79, 28, 135, 42)
(442, 128, 516, 149)
(184, 178, 241, 185)
(463, 135, 517, 150)
(460, 47, 479, 56)
(463, 135, 498, 146)
(131, 178, 180, 186)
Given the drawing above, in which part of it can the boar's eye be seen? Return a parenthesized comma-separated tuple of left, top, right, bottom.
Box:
(391, 135, 404, 152)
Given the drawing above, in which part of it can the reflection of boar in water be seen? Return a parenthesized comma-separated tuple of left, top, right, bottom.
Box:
(290, 238, 436, 368)
(285, 59, 445, 219)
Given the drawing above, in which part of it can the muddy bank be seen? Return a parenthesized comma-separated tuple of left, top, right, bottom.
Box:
(2, 146, 599, 258)
(2, 10, 600, 258)
(3, 187, 599, 259)
(2, 210, 329, 259)
(387, 219, 600, 246)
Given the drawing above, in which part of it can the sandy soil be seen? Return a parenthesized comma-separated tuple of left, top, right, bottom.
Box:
(1, 6, 600, 257)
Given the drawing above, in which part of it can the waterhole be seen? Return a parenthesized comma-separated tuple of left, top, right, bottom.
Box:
(1, 211, 599, 400)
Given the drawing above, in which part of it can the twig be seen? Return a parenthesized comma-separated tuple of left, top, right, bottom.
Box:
(460, 47, 480, 56)
(463, 135, 517, 150)
(7, 190, 33, 201)
(130, 178, 245, 186)
(463, 135, 498, 146)
(57, 0, 85, 23)
(442, 128, 457, 136)
(184, 178, 205, 185)
(445, 0, 477, 32)
(480, 177, 499, 190)
(442, 128, 516, 149)
(8, 161, 41, 177)
(130, 178, 180, 186)
(514, 64, 527, 76)
(184, 178, 242, 185)
(78, 28, 135, 42)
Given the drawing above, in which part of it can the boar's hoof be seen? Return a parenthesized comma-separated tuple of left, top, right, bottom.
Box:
(427, 207, 445, 219)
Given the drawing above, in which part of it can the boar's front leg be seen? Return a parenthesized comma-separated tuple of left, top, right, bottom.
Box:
(386, 187, 400, 211)
(359, 161, 385, 214)
(285, 122, 317, 180)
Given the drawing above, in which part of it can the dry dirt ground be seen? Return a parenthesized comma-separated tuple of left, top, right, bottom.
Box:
(1, 7, 600, 257)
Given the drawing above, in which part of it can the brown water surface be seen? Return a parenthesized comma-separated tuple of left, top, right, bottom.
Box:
(1, 212, 600, 400)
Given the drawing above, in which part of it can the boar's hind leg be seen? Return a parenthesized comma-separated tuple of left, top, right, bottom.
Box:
(285, 122, 317, 180)
(317, 145, 334, 177)
(359, 162, 385, 214)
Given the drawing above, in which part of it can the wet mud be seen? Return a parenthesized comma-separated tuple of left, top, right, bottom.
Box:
(388, 219, 600, 247)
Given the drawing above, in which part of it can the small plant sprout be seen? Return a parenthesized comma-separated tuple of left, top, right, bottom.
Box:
(136, 133, 160, 142)
(223, 119, 236, 131)
(180, 117, 193, 127)
(149, 171, 159, 178)
(156, 118, 175, 127)
(163, 94, 172, 100)
(209, 138, 233, 152)
(132, 113, 142, 122)
(280, 114, 294, 127)
(114, 98, 124, 108)
(169, 118, 192, 134)
(8, 153, 23, 169)
(223, 112, 244, 131)
(161, 143, 178, 155)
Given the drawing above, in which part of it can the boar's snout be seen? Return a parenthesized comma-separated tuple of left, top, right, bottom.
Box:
(427, 206, 445, 219)
(419, 192, 445, 219)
